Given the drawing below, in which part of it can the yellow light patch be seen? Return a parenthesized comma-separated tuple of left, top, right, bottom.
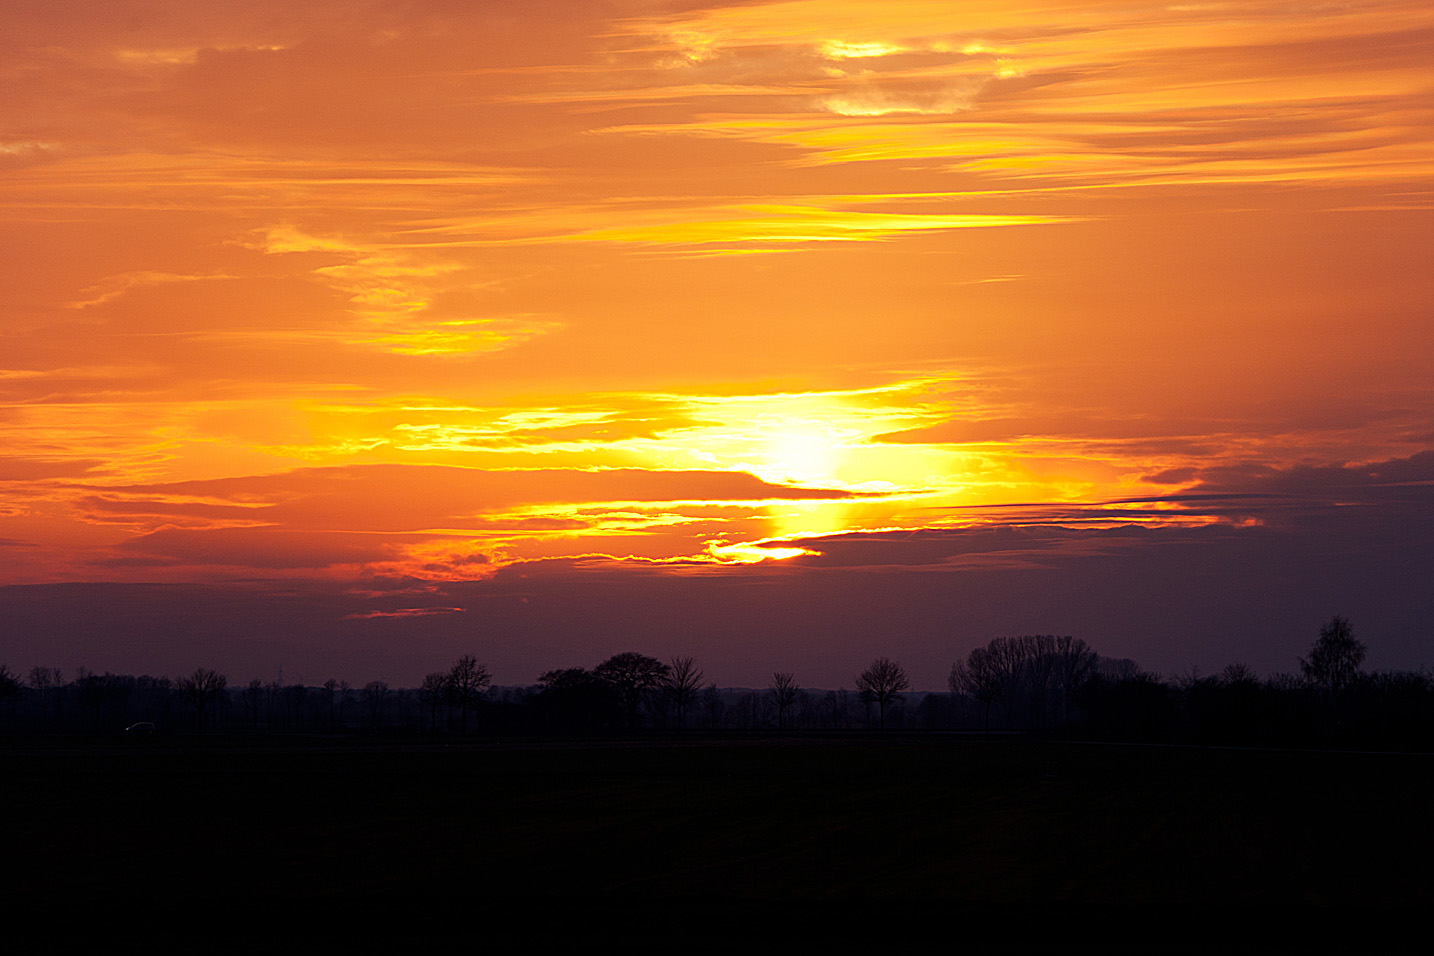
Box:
(820, 40, 905, 59)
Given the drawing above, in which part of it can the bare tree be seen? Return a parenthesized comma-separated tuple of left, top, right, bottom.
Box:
(0, 664, 21, 730)
(448, 655, 492, 733)
(950, 649, 1005, 732)
(287, 682, 308, 732)
(769, 672, 800, 731)
(178, 667, 227, 733)
(663, 656, 704, 731)
(856, 658, 909, 731)
(700, 683, 725, 729)
(264, 678, 283, 730)
(321, 678, 339, 730)
(338, 680, 353, 728)
(956, 635, 1097, 729)
(734, 690, 772, 730)
(241, 678, 264, 731)
(595, 652, 670, 730)
(1300, 615, 1366, 693)
(537, 667, 618, 733)
(419, 671, 450, 732)
(821, 688, 854, 729)
(363, 679, 390, 732)
(1219, 662, 1258, 687)
(27, 666, 62, 729)
(1036, 635, 1098, 726)
(74, 667, 109, 730)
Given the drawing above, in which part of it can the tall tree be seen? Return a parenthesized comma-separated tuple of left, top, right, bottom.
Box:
(419, 671, 450, 732)
(337, 680, 353, 728)
(322, 678, 339, 730)
(28, 666, 62, 729)
(448, 655, 492, 733)
(537, 667, 618, 733)
(956, 635, 1098, 729)
(769, 672, 800, 732)
(950, 649, 1005, 732)
(241, 678, 264, 731)
(1300, 615, 1367, 693)
(363, 679, 390, 732)
(178, 667, 227, 733)
(594, 652, 670, 730)
(663, 656, 704, 731)
(855, 658, 909, 731)
(701, 683, 726, 729)
(0, 665, 22, 731)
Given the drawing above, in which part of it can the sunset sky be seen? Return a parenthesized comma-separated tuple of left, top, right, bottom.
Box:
(3, 0, 1432, 687)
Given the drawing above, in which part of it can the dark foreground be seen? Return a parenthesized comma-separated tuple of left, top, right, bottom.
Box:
(3, 733, 1429, 944)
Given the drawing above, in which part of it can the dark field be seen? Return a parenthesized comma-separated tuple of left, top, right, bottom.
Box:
(4, 734, 1429, 941)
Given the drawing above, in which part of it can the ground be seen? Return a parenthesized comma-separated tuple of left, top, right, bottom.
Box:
(3, 733, 1428, 943)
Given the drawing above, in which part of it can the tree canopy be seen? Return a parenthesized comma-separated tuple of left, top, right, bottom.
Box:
(595, 652, 670, 728)
(1300, 615, 1367, 692)
(855, 657, 909, 730)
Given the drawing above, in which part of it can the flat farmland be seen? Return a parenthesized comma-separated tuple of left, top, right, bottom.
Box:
(3, 735, 1428, 939)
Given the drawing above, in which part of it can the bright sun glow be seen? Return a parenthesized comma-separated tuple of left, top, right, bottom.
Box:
(760, 426, 845, 484)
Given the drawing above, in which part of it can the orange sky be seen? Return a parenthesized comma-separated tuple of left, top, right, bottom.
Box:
(3, 1, 1433, 683)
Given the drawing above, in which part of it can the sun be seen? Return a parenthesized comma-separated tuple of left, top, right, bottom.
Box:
(762, 426, 845, 485)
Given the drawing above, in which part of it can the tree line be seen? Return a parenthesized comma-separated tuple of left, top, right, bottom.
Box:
(3, 616, 1430, 747)
(0, 650, 916, 737)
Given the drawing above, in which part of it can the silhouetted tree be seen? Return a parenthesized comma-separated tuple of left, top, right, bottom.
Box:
(241, 678, 264, 730)
(595, 652, 670, 729)
(0, 664, 21, 730)
(1172, 664, 1204, 692)
(1219, 662, 1258, 687)
(419, 672, 450, 732)
(1078, 671, 1174, 742)
(769, 672, 799, 731)
(957, 635, 1097, 729)
(322, 678, 339, 730)
(150, 675, 174, 728)
(663, 656, 704, 730)
(950, 648, 1005, 731)
(338, 680, 353, 728)
(856, 657, 909, 731)
(1300, 615, 1366, 693)
(448, 655, 492, 733)
(27, 666, 62, 729)
(821, 688, 854, 729)
(1030, 635, 1098, 726)
(363, 679, 390, 732)
(264, 678, 283, 729)
(287, 683, 308, 731)
(734, 690, 772, 730)
(74, 667, 110, 730)
(700, 683, 725, 729)
(178, 667, 227, 733)
(537, 667, 619, 733)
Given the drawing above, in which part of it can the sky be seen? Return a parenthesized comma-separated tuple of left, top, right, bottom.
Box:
(3, 0, 1433, 688)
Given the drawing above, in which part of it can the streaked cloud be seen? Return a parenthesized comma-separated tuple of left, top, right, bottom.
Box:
(560, 204, 1074, 246)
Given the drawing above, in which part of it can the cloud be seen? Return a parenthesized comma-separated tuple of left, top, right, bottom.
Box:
(67, 271, 237, 309)
(559, 203, 1074, 246)
(0, 457, 106, 481)
(1190, 450, 1434, 506)
(342, 606, 464, 620)
(13, 477, 1432, 686)
(109, 527, 416, 570)
(88, 463, 863, 531)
